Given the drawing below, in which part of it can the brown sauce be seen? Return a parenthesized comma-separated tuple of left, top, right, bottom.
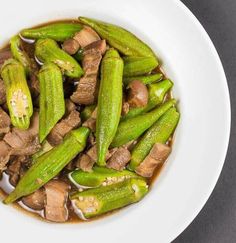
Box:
(0, 19, 175, 223)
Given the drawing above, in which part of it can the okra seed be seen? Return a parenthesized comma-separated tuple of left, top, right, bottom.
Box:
(79, 188, 83, 192)
(79, 196, 84, 201)
(88, 196, 94, 202)
(102, 182, 107, 186)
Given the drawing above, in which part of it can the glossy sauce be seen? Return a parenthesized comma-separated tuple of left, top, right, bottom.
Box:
(0, 19, 174, 223)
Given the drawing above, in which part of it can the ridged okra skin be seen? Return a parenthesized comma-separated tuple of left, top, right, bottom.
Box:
(129, 107, 180, 171)
(21, 23, 83, 42)
(38, 62, 65, 142)
(123, 56, 158, 77)
(111, 99, 176, 148)
(79, 17, 157, 58)
(122, 79, 173, 120)
(1, 58, 33, 129)
(70, 178, 148, 219)
(80, 104, 96, 122)
(4, 127, 90, 204)
(69, 166, 141, 188)
(35, 38, 84, 78)
(10, 35, 31, 75)
(123, 73, 163, 86)
(96, 49, 123, 166)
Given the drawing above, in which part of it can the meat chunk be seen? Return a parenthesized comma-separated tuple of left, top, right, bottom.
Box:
(4, 112, 39, 149)
(62, 38, 80, 55)
(22, 188, 45, 210)
(70, 40, 106, 105)
(82, 107, 97, 132)
(0, 79, 6, 105)
(84, 39, 106, 56)
(122, 101, 130, 115)
(107, 147, 131, 171)
(47, 110, 81, 146)
(0, 107, 11, 134)
(44, 180, 70, 223)
(135, 143, 171, 177)
(127, 80, 148, 108)
(73, 26, 100, 48)
(0, 140, 11, 171)
(6, 156, 29, 186)
(0, 48, 12, 68)
(65, 99, 76, 115)
(76, 154, 94, 172)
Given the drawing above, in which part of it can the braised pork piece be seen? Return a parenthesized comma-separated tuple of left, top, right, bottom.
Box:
(0, 17, 179, 223)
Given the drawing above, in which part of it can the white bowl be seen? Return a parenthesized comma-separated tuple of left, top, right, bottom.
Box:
(0, 0, 230, 242)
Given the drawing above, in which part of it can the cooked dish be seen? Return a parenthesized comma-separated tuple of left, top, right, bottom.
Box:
(0, 17, 180, 223)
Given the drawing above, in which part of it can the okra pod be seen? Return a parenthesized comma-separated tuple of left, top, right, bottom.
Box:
(4, 127, 90, 204)
(122, 79, 173, 120)
(70, 178, 148, 219)
(123, 73, 163, 86)
(81, 104, 96, 122)
(123, 56, 158, 77)
(129, 107, 180, 171)
(1, 59, 33, 129)
(21, 23, 83, 42)
(10, 35, 31, 75)
(39, 62, 65, 142)
(69, 166, 141, 188)
(79, 17, 157, 58)
(31, 140, 53, 163)
(35, 38, 84, 78)
(111, 99, 176, 148)
(96, 49, 123, 166)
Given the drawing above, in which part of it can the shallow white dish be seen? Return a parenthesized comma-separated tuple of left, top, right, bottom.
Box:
(0, 0, 230, 242)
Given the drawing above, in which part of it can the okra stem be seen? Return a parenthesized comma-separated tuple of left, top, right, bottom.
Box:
(123, 73, 163, 86)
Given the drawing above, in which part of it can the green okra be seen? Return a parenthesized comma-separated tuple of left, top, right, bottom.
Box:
(129, 107, 180, 171)
(21, 23, 83, 42)
(35, 38, 84, 78)
(81, 104, 96, 122)
(111, 99, 176, 148)
(1, 59, 33, 129)
(69, 166, 141, 188)
(122, 79, 173, 120)
(31, 140, 53, 164)
(4, 127, 90, 204)
(96, 49, 123, 166)
(123, 73, 163, 86)
(123, 56, 158, 77)
(39, 62, 65, 142)
(10, 35, 31, 75)
(70, 178, 148, 219)
(79, 17, 157, 58)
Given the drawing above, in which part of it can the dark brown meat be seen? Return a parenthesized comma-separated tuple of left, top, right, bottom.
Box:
(73, 26, 100, 48)
(84, 39, 106, 56)
(71, 40, 106, 105)
(127, 80, 148, 108)
(0, 48, 12, 68)
(76, 154, 94, 172)
(65, 99, 76, 115)
(107, 147, 131, 171)
(82, 107, 97, 132)
(47, 110, 81, 146)
(62, 38, 80, 55)
(6, 156, 29, 186)
(22, 188, 45, 210)
(0, 79, 6, 105)
(135, 143, 171, 177)
(0, 107, 10, 134)
(0, 140, 11, 171)
(4, 112, 39, 149)
(70, 50, 102, 105)
(44, 180, 70, 223)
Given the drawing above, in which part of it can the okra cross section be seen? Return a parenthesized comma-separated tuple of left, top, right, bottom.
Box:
(70, 178, 148, 219)
(1, 58, 33, 129)
(69, 166, 141, 188)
